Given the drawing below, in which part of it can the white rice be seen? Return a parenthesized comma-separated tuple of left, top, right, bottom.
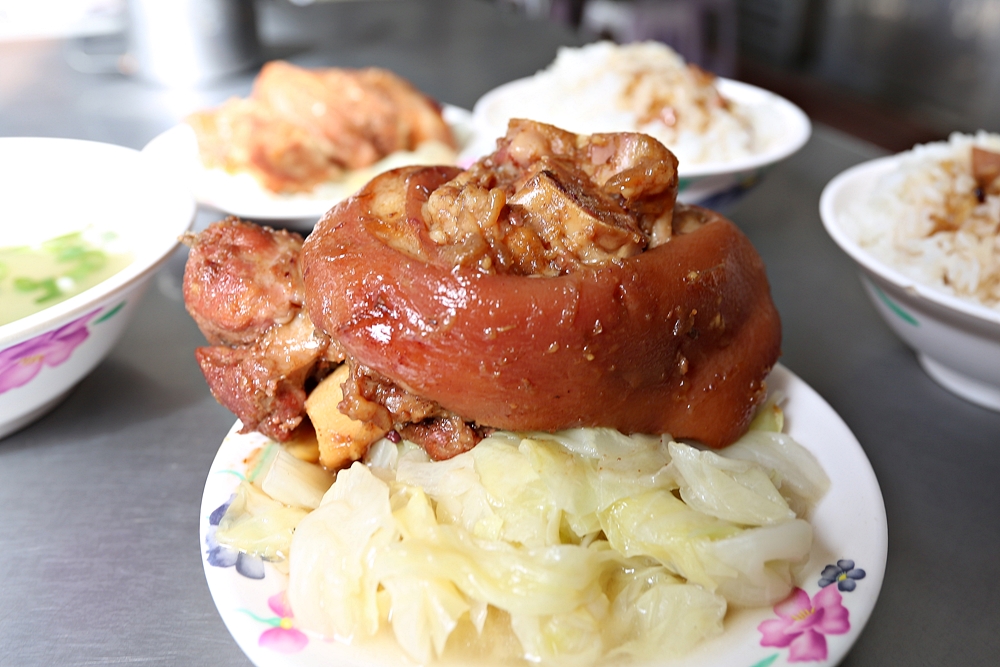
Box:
(843, 132, 1000, 311)
(479, 41, 758, 166)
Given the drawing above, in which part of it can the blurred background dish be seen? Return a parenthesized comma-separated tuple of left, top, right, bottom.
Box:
(820, 143, 1000, 412)
(142, 104, 475, 228)
(0, 137, 195, 439)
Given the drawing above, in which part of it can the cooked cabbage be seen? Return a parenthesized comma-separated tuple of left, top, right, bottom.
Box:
(214, 480, 308, 561)
(279, 424, 828, 664)
(212, 405, 829, 664)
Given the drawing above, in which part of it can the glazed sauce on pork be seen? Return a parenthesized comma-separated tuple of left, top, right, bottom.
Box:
(185, 120, 780, 465)
(300, 120, 781, 460)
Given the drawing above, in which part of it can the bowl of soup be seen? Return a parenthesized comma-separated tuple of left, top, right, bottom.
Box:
(0, 137, 195, 438)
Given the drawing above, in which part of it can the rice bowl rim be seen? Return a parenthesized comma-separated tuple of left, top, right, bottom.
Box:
(471, 77, 812, 178)
(820, 154, 1000, 329)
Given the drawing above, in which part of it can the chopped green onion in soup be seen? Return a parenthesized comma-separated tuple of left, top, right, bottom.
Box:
(0, 231, 131, 326)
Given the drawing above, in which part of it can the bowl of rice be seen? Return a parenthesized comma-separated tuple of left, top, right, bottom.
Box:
(820, 132, 1000, 411)
(468, 41, 811, 211)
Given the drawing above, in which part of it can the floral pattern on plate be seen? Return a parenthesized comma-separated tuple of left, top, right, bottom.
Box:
(239, 592, 310, 654)
(754, 559, 869, 664)
(205, 493, 267, 580)
(818, 560, 867, 593)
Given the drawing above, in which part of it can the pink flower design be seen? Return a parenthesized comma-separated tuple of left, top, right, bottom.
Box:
(257, 592, 308, 654)
(758, 586, 850, 662)
(0, 309, 99, 395)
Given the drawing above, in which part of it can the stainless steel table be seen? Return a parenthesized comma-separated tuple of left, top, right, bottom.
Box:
(2, 2, 998, 665)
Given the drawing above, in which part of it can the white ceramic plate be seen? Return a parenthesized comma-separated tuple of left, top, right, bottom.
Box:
(200, 363, 886, 667)
(142, 106, 476, 227)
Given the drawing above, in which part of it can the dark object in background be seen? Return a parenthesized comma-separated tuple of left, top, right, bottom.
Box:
(581, 0, 737, 76)
(62, 0, 262, 88)
(736, 0, 820, 67)
(124, 0, 262, 87)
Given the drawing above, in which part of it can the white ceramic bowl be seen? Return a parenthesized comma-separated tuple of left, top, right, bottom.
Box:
(469, 77, 811, 212)
(820, 155, 1000, 411)
(0, 137, 196, 438)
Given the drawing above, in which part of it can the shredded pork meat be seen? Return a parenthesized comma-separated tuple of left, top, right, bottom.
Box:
(187, 61, 456, 193)
(183, 218, 340, 441)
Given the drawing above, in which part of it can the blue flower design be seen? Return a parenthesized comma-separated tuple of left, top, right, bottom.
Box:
(819, 559, 866, 592)
(205, 495, 265, 580)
